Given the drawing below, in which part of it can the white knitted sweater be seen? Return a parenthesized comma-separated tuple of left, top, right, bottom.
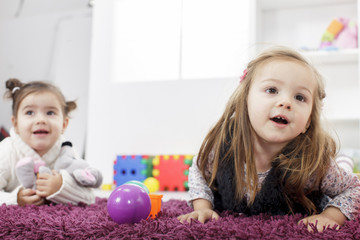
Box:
(0, 128, 95, 205)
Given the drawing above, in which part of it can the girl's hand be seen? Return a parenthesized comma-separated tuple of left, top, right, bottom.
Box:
(298, 207, 346, 232)
(17, 188, 45, 206)
(36, 170, 63, 197)
(177, 208, 219, 223)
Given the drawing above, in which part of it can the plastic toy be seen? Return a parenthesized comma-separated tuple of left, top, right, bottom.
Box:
(101, 184, 113, 191)
(113, 154, 193, 192)
(107, 184, 151, 224)
(320, 17, 358, 49)
(144, 177, 160, 192)
(125, 180, 150, 193)
(113, 155, 148, 186)
(336, 18, 358, 48)
(152, 155, 193, 191)
(148, 194, 163, 219)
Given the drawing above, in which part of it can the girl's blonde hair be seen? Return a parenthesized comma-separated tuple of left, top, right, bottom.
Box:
(197, 46, 336, 214)
(4, 78, 77, 119)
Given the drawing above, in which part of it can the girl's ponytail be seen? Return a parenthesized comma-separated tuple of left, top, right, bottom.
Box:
(4, 78, 24, 100)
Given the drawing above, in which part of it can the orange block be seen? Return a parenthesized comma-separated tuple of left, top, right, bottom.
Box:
(148, 194, 163, 219)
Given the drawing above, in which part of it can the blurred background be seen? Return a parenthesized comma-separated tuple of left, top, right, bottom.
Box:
(0, 0, 359, 186)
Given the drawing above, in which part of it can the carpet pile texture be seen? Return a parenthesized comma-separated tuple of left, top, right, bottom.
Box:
(1, 198, 359, 239)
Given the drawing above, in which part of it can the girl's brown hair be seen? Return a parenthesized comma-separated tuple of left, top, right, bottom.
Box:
(4, 78, 77, 119)
(197, 46, 336, 214)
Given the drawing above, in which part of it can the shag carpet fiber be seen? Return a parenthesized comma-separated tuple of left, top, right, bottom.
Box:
(1, 198, 360, 239)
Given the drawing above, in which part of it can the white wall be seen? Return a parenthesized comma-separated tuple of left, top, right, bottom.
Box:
(0, 0, 252, 186)
(0, 0, 91, 155)
(86, 0, 251, 184)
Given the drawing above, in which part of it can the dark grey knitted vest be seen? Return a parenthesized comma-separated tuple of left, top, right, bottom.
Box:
(212, 156, 328, 216)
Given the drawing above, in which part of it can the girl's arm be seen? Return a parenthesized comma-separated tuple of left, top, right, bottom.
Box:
(36, 170, 63, 197)
(44, 170, 95, 205)
(300, 158, 360, 231)
(177, 198, 219, 223)
(322, 159, 360, 220)
(178, 155, 219, 223)
(17, 188, 45, 206)
(0, 138, 23, 205)
(187, 155, 214, 207)
(0, 172, 20, 205)
(0, 183, 22, 205)
(299, 206, 347, 232)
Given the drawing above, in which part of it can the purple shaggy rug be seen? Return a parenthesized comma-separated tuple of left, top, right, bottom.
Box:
(1, 198, 360, 239)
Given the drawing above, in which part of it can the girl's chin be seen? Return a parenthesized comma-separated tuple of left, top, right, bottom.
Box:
(32, 146, 51, 156)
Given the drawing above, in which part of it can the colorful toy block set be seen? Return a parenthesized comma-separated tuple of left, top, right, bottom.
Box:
(113, 155, 193, 192)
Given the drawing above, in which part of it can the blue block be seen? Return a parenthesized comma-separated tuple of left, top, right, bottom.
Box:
(113, 155, 147, 186)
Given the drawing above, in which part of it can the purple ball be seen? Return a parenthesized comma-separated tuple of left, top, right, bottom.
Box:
(107, 184, 151, 224)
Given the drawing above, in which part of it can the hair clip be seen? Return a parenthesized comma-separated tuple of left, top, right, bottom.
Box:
(12, 87, 20, 94)
(240, 69, 248, 83)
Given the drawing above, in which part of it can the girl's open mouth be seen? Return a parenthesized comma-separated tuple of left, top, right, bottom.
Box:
(270, 116, 288, 124)
(33, 130, 49, 134)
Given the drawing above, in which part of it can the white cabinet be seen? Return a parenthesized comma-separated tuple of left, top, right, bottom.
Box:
(254, 0, 360, 149)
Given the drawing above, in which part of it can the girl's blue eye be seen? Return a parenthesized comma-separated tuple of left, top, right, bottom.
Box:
(25, 111, 34, 115)
(295, 95, 305, 102)
(47, 111, 56, 116)
(265, 87, 277, 94)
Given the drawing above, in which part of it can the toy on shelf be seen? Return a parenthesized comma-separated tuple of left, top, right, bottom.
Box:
(320, 17, 358, 50)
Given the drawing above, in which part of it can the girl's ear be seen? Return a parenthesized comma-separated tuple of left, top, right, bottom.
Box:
(11, 115, 19, 134)
(62, 117, 69, 134)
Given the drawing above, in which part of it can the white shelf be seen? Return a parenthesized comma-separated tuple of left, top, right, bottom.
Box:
(302, 49, 359, 64)
(256, 0, 360, 149)
(325, 113, 360, 122)
(323, 88, 360, 121)
(258, 0, 356, 10)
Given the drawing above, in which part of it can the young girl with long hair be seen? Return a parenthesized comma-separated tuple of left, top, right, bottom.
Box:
(178, 46, 360, 232)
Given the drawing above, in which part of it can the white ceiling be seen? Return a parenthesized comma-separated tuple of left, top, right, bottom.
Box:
(0, 0, 90, 19)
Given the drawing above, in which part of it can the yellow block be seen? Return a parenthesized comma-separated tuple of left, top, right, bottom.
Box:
(101, 184, 113, 191)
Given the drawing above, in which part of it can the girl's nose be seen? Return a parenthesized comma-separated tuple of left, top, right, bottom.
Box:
(277, 99, 291, 110)
(35, 114, 46, 124)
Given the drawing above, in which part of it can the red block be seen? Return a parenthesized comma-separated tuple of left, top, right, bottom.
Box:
(153, 155, 190, 191)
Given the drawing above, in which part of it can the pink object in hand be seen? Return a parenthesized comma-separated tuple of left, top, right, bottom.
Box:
(34, 159, 46, 173)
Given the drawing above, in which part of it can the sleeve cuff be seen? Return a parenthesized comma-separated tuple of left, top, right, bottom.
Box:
(46, 170, 95, 205)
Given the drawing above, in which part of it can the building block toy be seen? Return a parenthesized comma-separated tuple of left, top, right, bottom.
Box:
(113, 155, 150, 186)
(320, 18, 358, 49)
(142, 155, 155, 177)
(144, 177, 160, 192)
(148, 194, 163, 219)
(152, 155, 193, 191)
